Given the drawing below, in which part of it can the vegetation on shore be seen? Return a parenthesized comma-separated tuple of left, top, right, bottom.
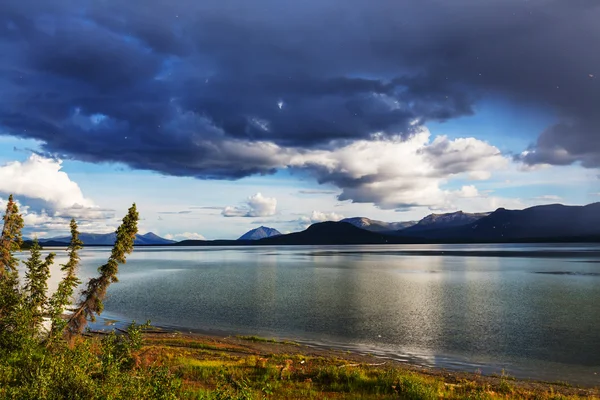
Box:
(0, 195, 180, 399)
(89, 331, 600, 399)
(1, 194, 598, 399)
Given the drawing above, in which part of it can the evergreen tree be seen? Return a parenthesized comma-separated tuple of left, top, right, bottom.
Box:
(0, 195, 24, 279)
(68, 204, 139, 336)
(23, 239, 55, 329)
(0, 195, 25, 348)
(48, 219, 83, 341)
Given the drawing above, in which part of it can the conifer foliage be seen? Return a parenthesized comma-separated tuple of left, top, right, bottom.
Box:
(0, 197, 139, 340)
(48, 218, 83, 341)
(0, 195, 26, 348)
(23, 239, 55, 330)
(0, 196, 178, 398)
(68, 203, 139, 336)
(0, 194, 24, 279)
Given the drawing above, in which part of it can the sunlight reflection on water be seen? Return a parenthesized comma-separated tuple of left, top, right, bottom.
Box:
(22, 243, 600, 386)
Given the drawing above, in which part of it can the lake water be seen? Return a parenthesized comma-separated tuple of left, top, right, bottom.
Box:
(39, 244, 600, 386)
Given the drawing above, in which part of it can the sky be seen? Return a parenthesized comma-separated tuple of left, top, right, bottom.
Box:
(1, 0, 599, 240)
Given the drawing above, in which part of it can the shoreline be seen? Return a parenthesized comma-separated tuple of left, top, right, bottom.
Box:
(92, 314, 600, 393)
(135, 329, 599, 398)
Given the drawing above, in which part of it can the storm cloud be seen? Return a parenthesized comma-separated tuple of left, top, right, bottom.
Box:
(1, 0, 599, 206)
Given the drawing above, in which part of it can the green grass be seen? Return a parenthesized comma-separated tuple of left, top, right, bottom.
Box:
(144, 335, 599, 400)
(237, 335, 279, 343)
(3, 330, 596, 399)
(237, 335, 300, 346)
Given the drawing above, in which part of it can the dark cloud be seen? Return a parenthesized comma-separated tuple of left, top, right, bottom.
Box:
(518, 118, 600, 168)
(0, 0, 599, 187)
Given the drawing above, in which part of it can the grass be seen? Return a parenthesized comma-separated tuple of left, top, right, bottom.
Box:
(140, 334, 600, 400)
(5, 328, 594, 399)
(237, 335, 300, 346)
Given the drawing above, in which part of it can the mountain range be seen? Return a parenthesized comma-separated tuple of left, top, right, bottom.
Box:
(398, 211, 490, 234)
(341, 217, 418, 232)
(262, 203, 600, 245)
(36, 202, 600, 246)
(404, 203, 600, 241)
(37, 232, 175, 246)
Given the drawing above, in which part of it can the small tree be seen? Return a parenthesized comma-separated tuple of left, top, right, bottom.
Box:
(0, 197, 179, 398)
(0, 196, 139, 342)
(0, 194, 24, 279)
(0, 195, 25, 348)
(23, 239, 55, 330)
(48, 219, 83, 341)
(68, 203, 139, 336)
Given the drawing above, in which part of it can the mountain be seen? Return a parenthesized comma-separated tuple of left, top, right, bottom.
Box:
(136, 232, 177, 245)
(238, 226, 282, 240)
(404, 203, 600, 241)
(37, 203, 600, 247)
(38, 232, 175, 245)
(400, 211, 490, 234)
(138, 232, 176, 245)
(259, 203, 600, 246)
(257, 221, 415, 245)
(341, 217, 418, 233)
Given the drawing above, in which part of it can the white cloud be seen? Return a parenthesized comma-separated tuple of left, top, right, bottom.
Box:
(222, 192, 277, 217)
(181, 126, 510, 212)
(0, 155, 120, 236)
(455, 185, 480, 198)
(296, 210, 345, 229)
(533, 195, 563, 202)
(165, 232, 206, 241)
(152, 126, 511, 212)
(0, 196, 119, 237)
(307, 211, 345, 223)
(0, 155, 93, 209)
(424, 135, 506, 178)
(54, 204, 115, 220)
(287, 128, 508, 210)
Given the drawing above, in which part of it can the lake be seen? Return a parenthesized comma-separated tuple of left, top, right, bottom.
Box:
(39, 244, 600, 386)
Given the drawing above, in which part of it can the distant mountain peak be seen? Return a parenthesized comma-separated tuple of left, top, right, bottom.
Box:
(403, 211, 490, 233)
(341, 217, 418, 232)
(238, 226, 282, 241)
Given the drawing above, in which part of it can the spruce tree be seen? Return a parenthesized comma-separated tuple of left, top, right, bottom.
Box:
(68, 204, 139, 336)
(48, 219, 83, 341)
(23, 239, 55, 330)
(0, 195, 24, 279)
(0, 195, 25, 347)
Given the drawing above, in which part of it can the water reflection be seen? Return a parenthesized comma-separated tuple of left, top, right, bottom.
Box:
(16, 244, 600, 385)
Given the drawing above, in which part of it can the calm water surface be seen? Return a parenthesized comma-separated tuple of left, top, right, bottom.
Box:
(42, 244, 600, 386)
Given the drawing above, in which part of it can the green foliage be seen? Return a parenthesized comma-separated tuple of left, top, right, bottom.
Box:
(0, 196, 181, 399)
(48, 219, 82, 342)
(0, 194, 24, 278)
(0, 195, 27, 350)
(23, 239, 55, 329)
(68, 204, 139, 335)
(151, 335, 598, 400)
(237, 335, 279, 343)
(0, 323, 181, 400)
